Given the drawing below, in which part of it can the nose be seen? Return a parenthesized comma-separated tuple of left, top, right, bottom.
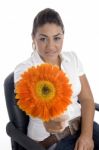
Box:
(46, 39, 54, 50)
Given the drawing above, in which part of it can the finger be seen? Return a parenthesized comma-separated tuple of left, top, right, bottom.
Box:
(74, 140, 79, 150)
(74, 141, 84, 150)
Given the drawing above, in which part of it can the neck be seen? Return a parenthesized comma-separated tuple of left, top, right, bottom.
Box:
(43, 56, 61, 68)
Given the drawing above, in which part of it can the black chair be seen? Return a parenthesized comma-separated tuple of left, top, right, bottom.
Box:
(4, 72, 99, 150)
(4, 72, 45, 150)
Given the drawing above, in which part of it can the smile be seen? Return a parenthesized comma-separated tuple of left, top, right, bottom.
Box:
(45, 51, 57, 55)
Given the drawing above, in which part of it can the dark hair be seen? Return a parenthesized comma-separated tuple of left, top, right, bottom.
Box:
(32, 8, 64, 37)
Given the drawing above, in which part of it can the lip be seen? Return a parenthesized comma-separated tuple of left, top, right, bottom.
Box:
(45, 51, 57, 55)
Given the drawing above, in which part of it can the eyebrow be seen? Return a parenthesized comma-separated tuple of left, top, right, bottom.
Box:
(39, 33, 63, 37)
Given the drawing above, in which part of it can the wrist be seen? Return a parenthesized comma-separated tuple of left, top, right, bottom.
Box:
(81, 130, 93, 138)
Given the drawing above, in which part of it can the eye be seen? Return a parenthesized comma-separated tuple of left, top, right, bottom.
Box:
(54, 37, 61, 41)
(39, 38, 47, 42)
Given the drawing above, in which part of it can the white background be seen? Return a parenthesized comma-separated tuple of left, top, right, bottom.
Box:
(0, 0, 99, 149)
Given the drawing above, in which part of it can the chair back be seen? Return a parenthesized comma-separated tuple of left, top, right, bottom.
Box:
(4, 72, 29, 150)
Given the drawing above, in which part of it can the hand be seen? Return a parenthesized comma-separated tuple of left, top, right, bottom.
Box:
(43, 113, 69, 133)
(74, 134, 94, 150)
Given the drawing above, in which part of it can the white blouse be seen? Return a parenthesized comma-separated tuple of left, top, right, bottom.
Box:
(14, 50, 84, 141)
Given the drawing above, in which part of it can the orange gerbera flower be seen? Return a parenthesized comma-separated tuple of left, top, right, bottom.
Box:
(15, 63, 72, 121)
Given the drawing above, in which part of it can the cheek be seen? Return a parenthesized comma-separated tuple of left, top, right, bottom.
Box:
(57, 41, 63, 50)
(36, 43, 46, 55)
(60, 40, 64, 49)
(36, 42, 45, 50)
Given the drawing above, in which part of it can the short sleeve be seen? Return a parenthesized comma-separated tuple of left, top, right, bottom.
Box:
(14, 63, 29, 83)
(71, 51, 84, 76)
(14, 59, 33, 83)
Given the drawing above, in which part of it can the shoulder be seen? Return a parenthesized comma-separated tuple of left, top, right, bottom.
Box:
(61, 51, 84, 76)
(15, 56, 33, 73)
(14, 56, 33, 83)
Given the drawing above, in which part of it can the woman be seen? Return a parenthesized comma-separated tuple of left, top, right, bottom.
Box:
(14, 8, 99, 150)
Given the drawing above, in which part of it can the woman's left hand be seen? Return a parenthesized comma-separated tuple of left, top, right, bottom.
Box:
(74, 134, 94, 150)
(43, 113, 69, 133)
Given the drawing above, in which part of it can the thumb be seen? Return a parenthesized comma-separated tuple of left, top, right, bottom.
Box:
(74, 140, 79, 150)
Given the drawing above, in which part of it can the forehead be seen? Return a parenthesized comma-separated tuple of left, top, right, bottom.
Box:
(35, 23, 63, 36)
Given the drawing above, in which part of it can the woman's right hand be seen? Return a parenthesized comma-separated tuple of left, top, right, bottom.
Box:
(43, 113, 69, 133)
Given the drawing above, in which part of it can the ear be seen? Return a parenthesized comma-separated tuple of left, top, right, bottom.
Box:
(32, 35, 36, 44)
(32, 35, 35, 41)
(32, 41, 36, 50)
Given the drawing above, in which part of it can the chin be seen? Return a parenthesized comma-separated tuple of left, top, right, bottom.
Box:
(45, 54, 58, 59)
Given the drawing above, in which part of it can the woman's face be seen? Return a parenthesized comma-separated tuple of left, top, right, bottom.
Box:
(33, 23, 64, 62)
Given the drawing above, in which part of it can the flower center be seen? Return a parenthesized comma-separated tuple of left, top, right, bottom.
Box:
(42, 85, 51, 94)
(36, 80, 56, 101)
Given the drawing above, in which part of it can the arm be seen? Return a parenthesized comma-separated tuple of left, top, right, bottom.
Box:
(74, 74, 95, 150)
(79, 75, 95, 137)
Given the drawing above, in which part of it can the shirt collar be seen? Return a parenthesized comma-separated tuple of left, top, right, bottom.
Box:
(31, 50, 44, 65)
(60, 52, 71, 63)
(31, 50, 70, 66)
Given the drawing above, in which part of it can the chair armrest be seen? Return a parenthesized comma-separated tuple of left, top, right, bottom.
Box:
(6, 122, 46, 150)
(95, 103, 99, 111)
